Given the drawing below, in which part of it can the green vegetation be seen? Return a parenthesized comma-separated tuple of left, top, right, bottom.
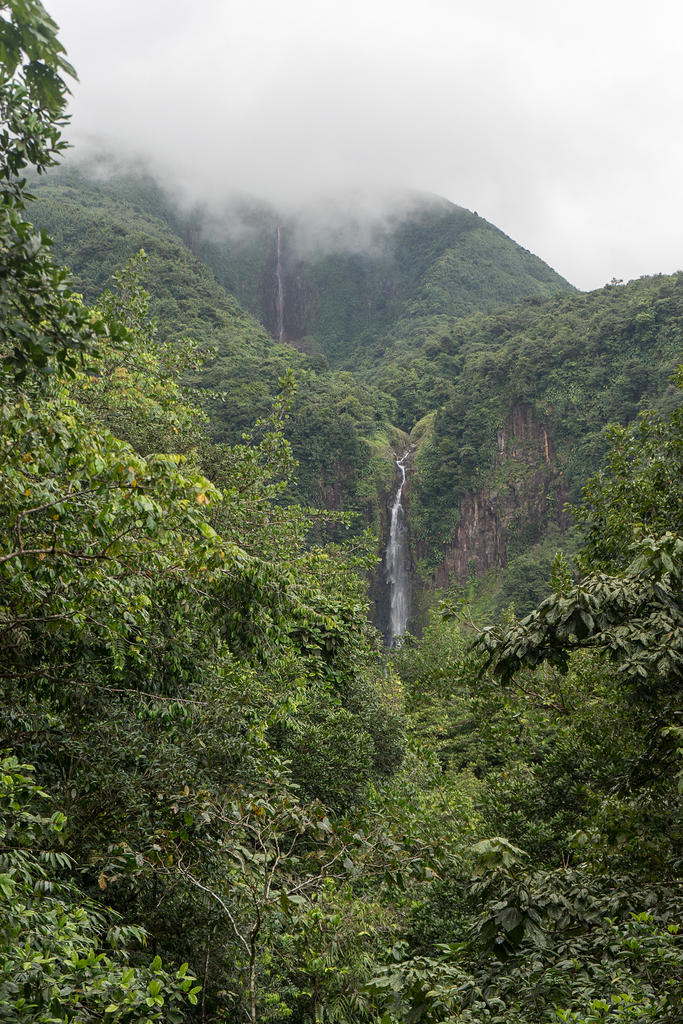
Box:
(29, 170, 409, 526)
(388, 390, 683, 1018)
(30, 175, 306, 439)
(196, 193, 573, 372)
(33, 169, 573, 376)
(1, 5, 681, 1023)
(30, 162, 683, 618)
(400, 274, 682, 596)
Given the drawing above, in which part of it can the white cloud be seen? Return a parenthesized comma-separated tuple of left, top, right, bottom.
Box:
(48, 0, 683, 289)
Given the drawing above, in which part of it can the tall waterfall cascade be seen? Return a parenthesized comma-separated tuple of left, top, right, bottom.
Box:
(385, 449, 412, 644)
(275, 225, 285, 342)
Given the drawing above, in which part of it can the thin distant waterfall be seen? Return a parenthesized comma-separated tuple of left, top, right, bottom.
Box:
(275, 225, 285, 342)
(385, 449, 411, 644)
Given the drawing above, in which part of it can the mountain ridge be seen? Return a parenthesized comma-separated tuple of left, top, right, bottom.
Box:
(31, 163, 575, 371)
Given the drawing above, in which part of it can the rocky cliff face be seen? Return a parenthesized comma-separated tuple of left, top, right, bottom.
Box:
(423, 404, 568, 589)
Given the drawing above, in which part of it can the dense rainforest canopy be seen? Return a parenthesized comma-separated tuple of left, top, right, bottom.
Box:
(0, 2, 681, 1023)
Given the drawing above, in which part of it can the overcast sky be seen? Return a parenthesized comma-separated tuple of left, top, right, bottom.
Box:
(47, 0, 683, 290)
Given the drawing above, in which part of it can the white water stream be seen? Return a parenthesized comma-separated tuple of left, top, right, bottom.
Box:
(275, 225, 285, 342)
(385, 449, 412, 644)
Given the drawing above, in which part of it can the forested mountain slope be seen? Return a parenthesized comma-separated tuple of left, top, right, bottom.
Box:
(405, 273, 683, 574)
(32, 164, 574, 369)
(31, 174, 303, 438)
(31, 173, 405, 522)
(250, 195, 574, 370)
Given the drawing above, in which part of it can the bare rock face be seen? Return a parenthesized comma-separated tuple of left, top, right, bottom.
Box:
(428, 404, 568, 588)
(318, 460, 346, 511)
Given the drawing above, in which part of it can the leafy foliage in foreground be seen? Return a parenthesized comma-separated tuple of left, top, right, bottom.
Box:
(479, 531, 683, 686)
(0, 0, 129, 376)
(1, 80, 416, 1015)
(382, 378, 683, 1024)
(0, 270, 420, 1020)
(0, 756, 197, 1023)
(0, 18, 414, 1005)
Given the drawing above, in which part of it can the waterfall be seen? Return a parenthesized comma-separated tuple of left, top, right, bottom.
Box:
(385, 449, 412, 645)
(275, 225, 285, 342)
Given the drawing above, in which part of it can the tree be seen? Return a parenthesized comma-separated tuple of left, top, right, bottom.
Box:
(573, 369, 683, 572)
(0, 755, 198, 1022)
(478, 531, 683, 694)
(0, 0, 124, 374)
(164, 776, 345, 1024)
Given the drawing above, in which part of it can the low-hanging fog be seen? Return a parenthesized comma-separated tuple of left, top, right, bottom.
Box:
(47, 0, 683, 291)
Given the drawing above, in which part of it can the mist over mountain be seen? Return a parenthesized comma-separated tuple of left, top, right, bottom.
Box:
(48, 0, 683, 291)
(34, 158, 574, 371)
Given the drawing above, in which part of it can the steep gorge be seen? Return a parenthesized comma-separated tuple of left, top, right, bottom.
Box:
(370, 404, 568, 638)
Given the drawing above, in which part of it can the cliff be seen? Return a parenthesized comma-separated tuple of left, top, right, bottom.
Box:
(423, 404, 568, 589)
